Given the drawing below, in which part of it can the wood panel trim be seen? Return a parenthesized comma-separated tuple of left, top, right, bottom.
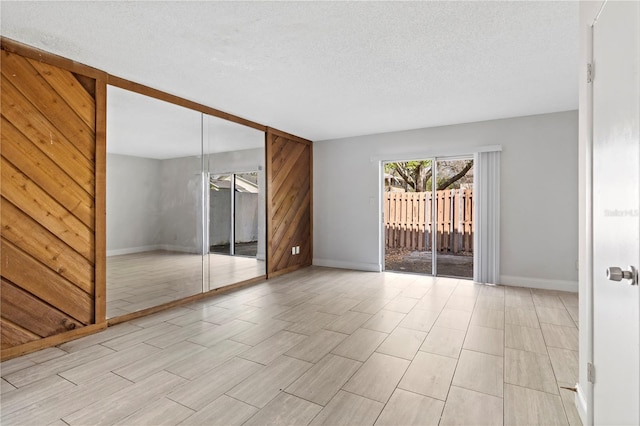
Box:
(265, 132, 274, 277)
(267, 127, 312, 145)
(94, 79, 107, 324)
(0, 37, 107, 80)
(107, 275, 267, 326)
(107, 75, 266, 132)
(0, 322, 107, 361)
(268, 264, 311, 279)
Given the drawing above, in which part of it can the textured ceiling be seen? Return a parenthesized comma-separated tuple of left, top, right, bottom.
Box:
(1, 1, 578, 141)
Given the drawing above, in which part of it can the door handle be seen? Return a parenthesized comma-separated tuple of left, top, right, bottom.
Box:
(606, 266, 638, 285)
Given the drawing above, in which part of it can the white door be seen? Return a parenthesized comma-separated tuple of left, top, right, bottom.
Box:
(592, 1, 640, 425)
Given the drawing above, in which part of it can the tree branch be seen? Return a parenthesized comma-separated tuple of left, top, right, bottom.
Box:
(437, 160, 473, 190)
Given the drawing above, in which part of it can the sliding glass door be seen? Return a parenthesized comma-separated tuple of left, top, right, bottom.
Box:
(383, 156, 474, 279)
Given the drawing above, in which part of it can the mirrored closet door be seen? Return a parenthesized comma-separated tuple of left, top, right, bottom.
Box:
(204, 114, 266, 291)
(105, 87, 266, 319)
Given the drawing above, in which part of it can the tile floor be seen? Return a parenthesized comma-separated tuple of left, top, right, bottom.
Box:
(1, 267, 581, 425)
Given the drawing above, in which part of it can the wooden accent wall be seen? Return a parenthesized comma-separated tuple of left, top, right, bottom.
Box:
(266, 128, 313, 276)
(0, 43, 106, 357)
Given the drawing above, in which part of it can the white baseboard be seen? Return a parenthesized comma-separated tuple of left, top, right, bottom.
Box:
(107, 244, 203, 256)
(500, 275, 578, 292)
(575, 383, 589, 425)
(159, 244, 202, 254)
(313, 258, 381, 272)
(107, 245, 162, 256)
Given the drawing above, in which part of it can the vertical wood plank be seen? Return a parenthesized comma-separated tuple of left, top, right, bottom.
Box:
(94, 79, 107, 324)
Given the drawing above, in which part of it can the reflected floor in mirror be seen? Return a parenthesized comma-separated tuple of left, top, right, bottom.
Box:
(107, 251, 264, 318)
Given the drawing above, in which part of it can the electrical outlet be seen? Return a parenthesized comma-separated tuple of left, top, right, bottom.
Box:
(291, 247, 296, 255)
(295, 246, 300, 255)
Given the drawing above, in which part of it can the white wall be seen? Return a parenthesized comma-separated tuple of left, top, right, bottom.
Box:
(106, 153, 161, 255)
(313, 111, 579, 291)
(158, 155, 204, 254)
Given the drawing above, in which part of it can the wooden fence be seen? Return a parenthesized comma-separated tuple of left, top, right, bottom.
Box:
(384, 189, 473, 254)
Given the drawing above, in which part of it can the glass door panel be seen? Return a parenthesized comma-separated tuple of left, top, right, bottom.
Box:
(383, 159, 434, 274)
(434, 158, 474, 278)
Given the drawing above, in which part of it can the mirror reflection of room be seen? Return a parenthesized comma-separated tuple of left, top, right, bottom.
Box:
(106, 87, 265, 319)
(204, 114, 266, 291)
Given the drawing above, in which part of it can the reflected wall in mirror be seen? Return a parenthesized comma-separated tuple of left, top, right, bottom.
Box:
(204, 114, 266, 291)
(106, 87, 267, 319)
(106, 86, 204, 319)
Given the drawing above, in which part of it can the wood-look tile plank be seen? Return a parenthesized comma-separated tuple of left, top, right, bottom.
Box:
(226, 355, 313, 408)
(343, 352, 410, 403)
(101, 322, 182, 351)
(376, 327, 426, 360)
(475, 295, 505, 311)
(166, 357, 262, 410)
(179, 395, 258, 426)
(440, 386, 503, 426)
(445, 296, 477, 312)
(145, 321, 218, 348)
(331, 328, 388, 362)
(397, 308, 440, 333)
(23, 347, 69, 364)
(504, 384, 568, 426)
(310, 390, 384, 426)
(452, 350, 504, 398)
(0, 375, 76, 416)
(375, 388, 444, 426)
(59, 343, 159, 384)
(470, 308, 505, 329)
(504, 307, 540, 328)
(1, 378, 16, 394)
(535, 306, 576, 327)
(237, 330, 307, 365)
(325, 311, 372, 334)
(505, 348, 557, 394)
(362, 310, 406, 333)
(57, 323, 143, 352)
(398, 351, 457, 401)
(505, 323, 547, 354)
(243, 392, 322, 426)
(384, 296, 419, 314)
(351, 298, 392, 315)
(548, 347, 579, 384)
(420, 326, 466, 359)
(165, 339, 251, 380)
(463, 325, 504, 356)
(433, 308, 472, 331)
(1, 373, 131, 426)
(3, 344, 115, 387)
(0, 356, 36, 376)
(541, 323, 579, 351)
(113, 397, 194, 426)
(286, 354, 362, 406)
(63, 371, 187, 426)
(286, 311, 339, 335)
(285, 329, 348, 363)
(114, 341, 206, 382)
(187, 319, 254, 347)
(229, 318, 291, 345)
